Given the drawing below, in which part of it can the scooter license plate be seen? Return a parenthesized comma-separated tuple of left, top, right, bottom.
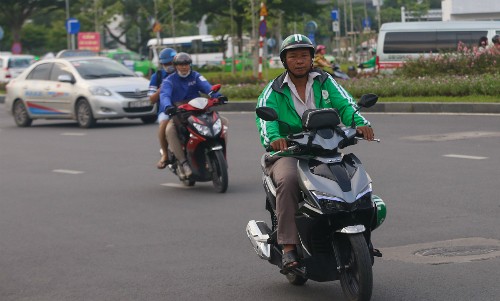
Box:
(129, 99, 150, 108)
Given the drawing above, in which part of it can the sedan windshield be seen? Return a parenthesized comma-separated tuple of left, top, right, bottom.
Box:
(71, 59, 136, 79)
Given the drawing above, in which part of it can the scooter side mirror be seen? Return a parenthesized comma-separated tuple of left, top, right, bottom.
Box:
(256, 107, 278, 121)
(211, 84, 222, 93)
(358, 93, 378, 108)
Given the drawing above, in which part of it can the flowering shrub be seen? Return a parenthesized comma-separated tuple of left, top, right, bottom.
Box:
(394, 42, 499, 77)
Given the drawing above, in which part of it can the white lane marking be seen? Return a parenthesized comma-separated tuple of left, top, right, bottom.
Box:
(405, 131, 500, 142)
(61, 132, 87, 136)
(161, 183, 192, 189)
(52, 169, 84, 174)
(443, 154, 488, 160)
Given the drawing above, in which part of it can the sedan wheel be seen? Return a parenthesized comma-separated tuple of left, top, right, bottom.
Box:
(13, 100, 32, 127)
(76, 99, 96, 128)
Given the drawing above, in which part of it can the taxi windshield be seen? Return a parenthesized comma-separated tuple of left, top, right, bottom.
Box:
(71, 58, 136, 79)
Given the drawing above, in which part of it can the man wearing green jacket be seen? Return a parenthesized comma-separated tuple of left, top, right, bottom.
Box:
(255, 34, 374, 271)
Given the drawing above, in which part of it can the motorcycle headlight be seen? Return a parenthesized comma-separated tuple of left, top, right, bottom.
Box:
(193, 122, 212, 136)
(355, 184, 373, 209)
(311, 191, 348, 213)
(88, 86, 112, 96)
(212, 118, 222, 135)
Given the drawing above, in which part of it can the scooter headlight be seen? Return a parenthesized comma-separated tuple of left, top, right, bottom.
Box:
(212, 118, 222, 135)
(355, 184, 373, 209)
(311, 191, 348, 213)
(193, 122, 212, 136)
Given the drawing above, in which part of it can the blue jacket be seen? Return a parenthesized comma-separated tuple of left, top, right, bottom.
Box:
(148, 69, 172, 98)
(159, 70, 220, 114)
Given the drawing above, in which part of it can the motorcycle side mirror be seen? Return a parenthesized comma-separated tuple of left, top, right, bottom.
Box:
(211, 84, 222, 93)
(350, 93, 378, 128)
(357, 93, 378, 108)
(256, 107, 278, 121)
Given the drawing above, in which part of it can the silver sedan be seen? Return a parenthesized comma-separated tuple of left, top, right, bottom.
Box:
(4, 56, 157, 128)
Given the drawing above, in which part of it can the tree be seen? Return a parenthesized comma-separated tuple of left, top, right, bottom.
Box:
(0, 0, 65, 52)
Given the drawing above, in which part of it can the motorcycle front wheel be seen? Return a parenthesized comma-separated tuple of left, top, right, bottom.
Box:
(335, 233, 373, 301)
(209, 149, 228, 193)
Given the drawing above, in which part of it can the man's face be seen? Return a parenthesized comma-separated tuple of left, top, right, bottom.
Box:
(175, 63, 190, 76)
(285, 48, 312, 78)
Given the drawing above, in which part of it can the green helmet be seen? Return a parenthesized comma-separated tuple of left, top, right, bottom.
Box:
(279, 34, 315, 64)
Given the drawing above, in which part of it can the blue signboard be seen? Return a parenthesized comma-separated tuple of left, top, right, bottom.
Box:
(331, 10, 339, 21)
(65, 18, 80, 35)
(362, 18, 371, 29)
(259, 20, 267, 37)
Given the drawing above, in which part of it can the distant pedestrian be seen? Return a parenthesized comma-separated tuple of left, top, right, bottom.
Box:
(478, 36, 488, 52)
(490, 35, 500, 55)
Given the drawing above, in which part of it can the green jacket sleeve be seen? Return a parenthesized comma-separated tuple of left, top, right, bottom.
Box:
(256, 81, 281, 149)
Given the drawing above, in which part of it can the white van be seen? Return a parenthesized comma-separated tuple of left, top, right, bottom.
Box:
(376, 21, 500, 73)
(0, 53, 35, 83)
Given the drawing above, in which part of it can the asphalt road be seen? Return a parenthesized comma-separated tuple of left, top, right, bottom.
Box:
(1, 106, 499, 301)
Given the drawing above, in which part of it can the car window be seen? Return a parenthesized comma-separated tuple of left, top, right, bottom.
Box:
(9, 58, 33, 68)
(113, 53, 131, 60)
(71, 58, 136, 79)
(0, 58, 4, 68)
(26, 63, 53, 80)
(50, 63, 73, 81)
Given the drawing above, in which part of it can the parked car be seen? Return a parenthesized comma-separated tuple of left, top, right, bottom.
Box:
(102, 49, 156, 77)
(4, 56, 157, 128)
(0, 52, 35, 83)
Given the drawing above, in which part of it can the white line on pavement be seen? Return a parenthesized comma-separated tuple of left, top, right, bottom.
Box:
(52, 169, 85, 174)
(443, 154, 488, 160)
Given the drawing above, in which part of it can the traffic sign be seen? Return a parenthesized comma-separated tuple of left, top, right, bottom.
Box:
(65, 18, 80, 35)
(259, 20, 267, 37)
(331, 10, 339, 21)
(332, 21, 340, 33)
(11, 42, 22, 54)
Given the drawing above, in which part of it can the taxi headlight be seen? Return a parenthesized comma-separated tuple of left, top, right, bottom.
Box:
(89, 86, 112, 96)
(212, 118, 222, 135)
(193, 122, 212, 136)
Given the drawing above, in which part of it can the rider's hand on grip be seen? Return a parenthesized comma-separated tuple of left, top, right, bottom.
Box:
(217, 96, 228, 104)
(270, 138, 288, 151)
(165, 106, 177, 116)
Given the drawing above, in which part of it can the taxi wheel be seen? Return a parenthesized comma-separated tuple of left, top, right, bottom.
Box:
(13, 100, 32, 127)
(76, 99, 96, 128)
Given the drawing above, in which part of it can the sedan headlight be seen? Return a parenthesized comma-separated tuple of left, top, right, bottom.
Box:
(193, 122, 212, 136)
(212, 118, 222, 136)
(89, 86, 112, 96)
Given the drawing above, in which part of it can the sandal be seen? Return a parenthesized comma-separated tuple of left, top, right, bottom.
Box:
(157, 158, 169, 169)
(282, 250, 299, 271)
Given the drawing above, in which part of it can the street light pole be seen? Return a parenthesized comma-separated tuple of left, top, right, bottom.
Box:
(66, 0, 70, 49)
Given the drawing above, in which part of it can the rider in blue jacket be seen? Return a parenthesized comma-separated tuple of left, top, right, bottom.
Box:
(159, 52, 221, 177)
(149, 48, 177, 169)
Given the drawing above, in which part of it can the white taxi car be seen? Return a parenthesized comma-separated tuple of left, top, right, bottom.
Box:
(4, 56, 157, 128)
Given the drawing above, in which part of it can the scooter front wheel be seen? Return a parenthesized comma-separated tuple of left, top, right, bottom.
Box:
(335, 233, 373, 301)
(210, 149, 228, 193)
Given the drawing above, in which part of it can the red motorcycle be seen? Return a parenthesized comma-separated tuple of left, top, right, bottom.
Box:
(165, 85, 229, 193)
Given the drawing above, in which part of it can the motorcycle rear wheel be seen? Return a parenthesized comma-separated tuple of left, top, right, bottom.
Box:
(210, 150, 228, 193)
(337, 233, 373, 301)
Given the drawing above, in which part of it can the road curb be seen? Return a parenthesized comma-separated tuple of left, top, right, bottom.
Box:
(216, 101, 500, 114)
(2, 96, 499, 114)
